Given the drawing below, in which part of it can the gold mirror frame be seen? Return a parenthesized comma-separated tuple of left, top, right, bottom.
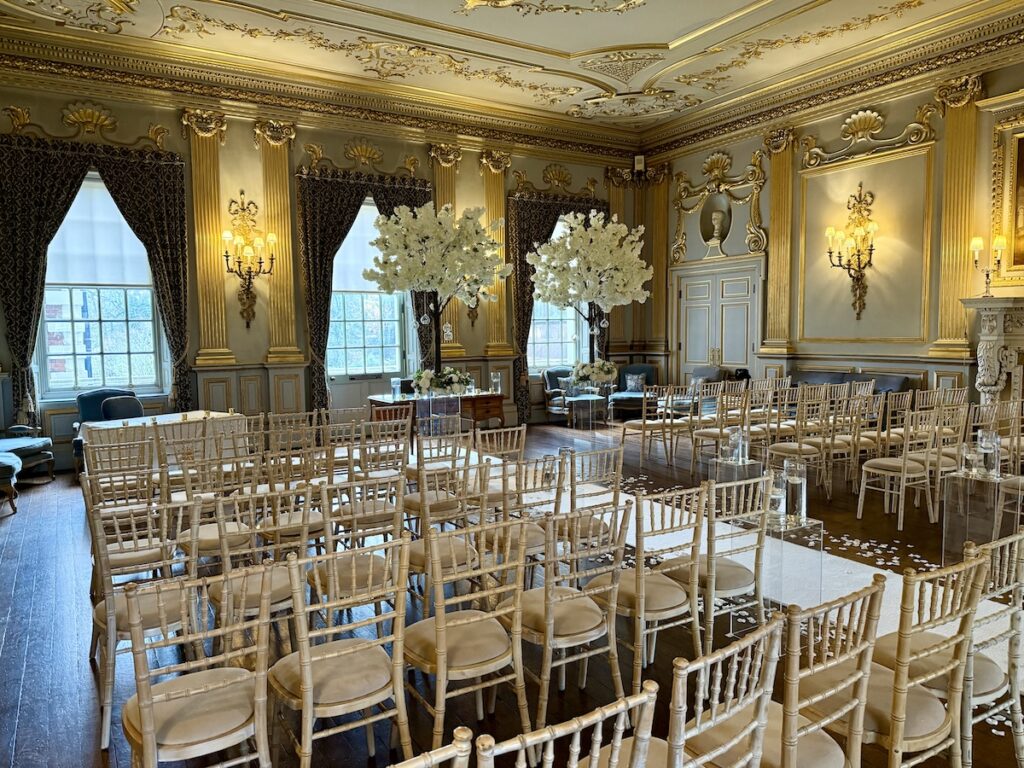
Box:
(991, 107, 1024, 283)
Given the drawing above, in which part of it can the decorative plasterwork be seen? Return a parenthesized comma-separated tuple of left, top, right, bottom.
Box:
(3, 101, 167, 149)
(579, 52, 664, 84)
(511, 163, 598, 198)
(671, 0, 927, 94)
(479, 149, 512, 174)
(252, 119, 295, 148)
(459, 0, 645, 15)
(5, 0, 137, 33)
(568, 88, 701, 121)
(181, 107, 226, 143)
(605, 163, 669, 188)
(764, 126, 796, 155)
(159, 6, 582, 107)
(800, 104, 937, 169)
(934, 73, 984, 112)
(671, 149, 767, 262)
(303, 138, 419, 176)
(428, 143, 463, 169)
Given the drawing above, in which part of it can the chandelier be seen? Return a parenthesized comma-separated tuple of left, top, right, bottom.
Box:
(221, 190, 275, 328)
(824, 182, 878, 320)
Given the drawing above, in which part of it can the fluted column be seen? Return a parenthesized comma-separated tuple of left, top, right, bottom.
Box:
(632, 180, 648, 349)
(932, 75, 984, 358)
(605, 170, 629, 354)
(182, 108, 234, 366)
(255, 119, 304, 364)
(430, 143, 466, 358)
(762, 127, 796, 354)
(649, 165, 670, 352)
(481, 150, 514, 357)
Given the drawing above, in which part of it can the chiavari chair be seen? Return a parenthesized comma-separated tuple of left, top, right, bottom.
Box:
(913, 403, 968, 515)
(692, 390, 750, 474)
(405, 518, 534, 750)
(83, 422, 150, 466)
(828, 394, 875, 494)
(511, 502, 632, 731)
(497, 454, 566, 587)
(153, 418, 205, 481)
(122, 565, 273, 767)
(596, 486, 704, 697)
(824, 381, 851, 403)
(766, 394, 830, 486)
(371, 400, 414, 429)
(722, 379, 748, 394)
(405, 428, 470, 486)
(176, 441, 263, 502)
(263, 443, 339, 492)
(352, 419, 410, 482)
(271, 540, 413, 765)
(749, 377, 776, 392)
(266, 422, 320, 457)
(85, 437, 155, 476)
(320, 476, 405, 544)
(747, 386, 776, 461)
(943, 386, 969, 406)
(669, 380, 725, 459)
(914, 388, 945, 411)
(477, 680, 659, 768)
(857, 409, 937, 530)
(619, 384, 673, 467)
(320, 413, 361, 469)
(567, 446, 623, 512)
(851, 378, 876, 397)
(865, 545, 990, 768)
(847, 392, 885, 466)
(474, 423, 526, 463)
(392, 727, 472, 768)
(321, 405, 368, 425)
(267, 409, 318, 433)
(89, 498, 191, 749)
(764, 385, 801, 444)
(404, 437, 473, 518)
(860, 390, 913, 457)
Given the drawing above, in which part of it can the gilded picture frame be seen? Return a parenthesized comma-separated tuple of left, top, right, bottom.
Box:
(991, 108, 1024, 281)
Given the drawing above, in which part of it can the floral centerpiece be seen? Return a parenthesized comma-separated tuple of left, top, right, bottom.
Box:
(572, 359, 618, 386)
(365, 203, 509, 373)
(412, 366, 473, 396)
(527, 210, 650, 362)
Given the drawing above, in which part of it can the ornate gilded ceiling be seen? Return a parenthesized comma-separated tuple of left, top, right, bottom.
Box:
(0, 0, 1020, 131)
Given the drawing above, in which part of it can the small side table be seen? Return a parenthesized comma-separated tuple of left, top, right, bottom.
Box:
(942, 472, 1017, 564)
(707, 458, 763, 484)
(565, 394, 608, 430)
(763, 517, 824, 613)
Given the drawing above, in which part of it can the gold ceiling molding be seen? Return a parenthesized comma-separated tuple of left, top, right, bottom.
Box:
(671, 0, 927, 95)
(159, 5, 582, 107)
(578, 52, 664, 85)
(252, 119, 295, 148)
(428, 142, 463, 169)
(3, 101, 167, 149)
(800, 104, 937, 168)
(459, 0, 645, 15)
(568, 88, 702, 121)
(303, 137, 419, 176)
(934, 73, 984, 113)
(511, 163, 598, 198)
(181, 107, 226, 143)
(5, 0, 136, 34)
(605, 163, 669, 188)
(479, 149, 512, 174)
(671, 149, 767, 263)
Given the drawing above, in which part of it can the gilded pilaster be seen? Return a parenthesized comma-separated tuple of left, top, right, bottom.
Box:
(430, 143, 466, 358)
(649, 165, 670, 352)
(182, 108, 234, 367)
(762, 127, 796, 354)
(481, 150, 514, 357)
(932, 75, 983, 358)
(255, 120, 304, 364)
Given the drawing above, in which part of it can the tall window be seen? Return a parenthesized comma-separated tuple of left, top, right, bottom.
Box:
(327, 202, 405, 377)
(526, 218, 588, 372)
(37, 175, 164, 397)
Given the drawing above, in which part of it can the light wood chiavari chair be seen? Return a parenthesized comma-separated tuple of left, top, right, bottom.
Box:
(914, 388, 944, 411)
(860, 390, 913, 457)
(567, 446, 623, 512)
(692, 390, 749, 474)
(669, 380, 725, 460)
(943, 387, 969, 406)
(153, 418, 205, 485)
(122, 565, 273, 768)
(85, 438, 155, 476)
(371, 400, 414, 429)
(915, 403, 968, 514)
(474, 424, 526, 463)
(321, 476, 405, 542)
(405, 429, 470, 486)
(352, 419, 410, 482)
(620, 384, 673, 467)
(851, 379, 876, 397)
(177, 442, 263, 501)
(392, 727, 472, 768)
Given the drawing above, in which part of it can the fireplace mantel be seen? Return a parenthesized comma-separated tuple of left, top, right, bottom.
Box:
(961, 296, 1024, 402)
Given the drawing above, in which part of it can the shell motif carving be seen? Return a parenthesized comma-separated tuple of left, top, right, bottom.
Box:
(344, 138, 385, 168)
(542, 163, 574, 190)
(702, 152, 732, 183)
(839, 110, 885, 142)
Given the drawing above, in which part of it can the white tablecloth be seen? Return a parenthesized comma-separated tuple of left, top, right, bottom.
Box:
(79, 410, 241, 443)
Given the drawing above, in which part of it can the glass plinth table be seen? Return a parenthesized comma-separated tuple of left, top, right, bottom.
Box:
(942, 471, 1023, 564)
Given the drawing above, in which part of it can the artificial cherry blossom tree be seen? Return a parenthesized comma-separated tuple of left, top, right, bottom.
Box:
(365, 203, 508, 373)
(527, 210, 651, 363)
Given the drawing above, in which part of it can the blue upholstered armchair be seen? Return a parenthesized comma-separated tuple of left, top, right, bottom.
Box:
(73, 387, 136, 470)
(541, 366, 574, 422)
(608, 364, 658, 420)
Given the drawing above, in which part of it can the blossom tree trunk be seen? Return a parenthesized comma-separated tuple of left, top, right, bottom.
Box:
(431, 305, 443, 375)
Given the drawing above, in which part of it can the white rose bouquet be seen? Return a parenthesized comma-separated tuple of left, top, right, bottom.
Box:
(413, 366, 473, 395)
(572, 359, 618, 385)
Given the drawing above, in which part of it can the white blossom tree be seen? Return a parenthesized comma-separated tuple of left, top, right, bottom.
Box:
(527, 210, 650, 362)
(364, 203, 509, 373)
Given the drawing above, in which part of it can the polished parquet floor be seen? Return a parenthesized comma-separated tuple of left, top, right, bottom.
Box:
(0, 423, 1014, 767)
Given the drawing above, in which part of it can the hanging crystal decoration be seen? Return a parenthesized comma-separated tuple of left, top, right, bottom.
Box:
(442, 322, 454, 343)
(600, 318, 609, 328)
(419, 314, 430, 325)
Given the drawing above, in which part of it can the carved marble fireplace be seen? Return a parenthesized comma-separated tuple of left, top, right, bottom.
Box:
(962, 296, 1024, 402)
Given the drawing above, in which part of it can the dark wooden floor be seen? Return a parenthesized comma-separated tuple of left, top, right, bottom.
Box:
(0, 424, 1013, 767)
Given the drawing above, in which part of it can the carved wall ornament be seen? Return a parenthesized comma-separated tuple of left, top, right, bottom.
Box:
(459, 0, 646, 15)
(428, 143, 463, 170)
(800, 104, 937, 168)
(5, 0, 138, 33)
(302, 138, 419, 177)
(764, 127, 796, 155)
(1005, 312, 1024, 334)
(671, 149, 767, 262)
(578, 52, 665, 84)
(567, 89, 701, 121)
(511, 163, 598, 198)
(976, 341, 1017, 399)
(252, 119, 295, 148)
(479, 149, 512, 175)
(3, 102, 167, 150)
(604, 163, 669, 188)
(980, 312, 998, 336)
(934, 74, 984, 113)
(181, 108, 226, 143)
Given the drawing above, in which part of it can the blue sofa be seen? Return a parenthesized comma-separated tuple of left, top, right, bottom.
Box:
(0, 425, 54, 514)
(72, 387, 136, 470)
(608, 364, 659, 420)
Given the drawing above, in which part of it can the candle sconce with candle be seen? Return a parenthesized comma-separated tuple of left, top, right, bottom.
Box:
(969, 235, 1006, 298)
(823, 182, 878, 320)
(222, 190, 275, 328)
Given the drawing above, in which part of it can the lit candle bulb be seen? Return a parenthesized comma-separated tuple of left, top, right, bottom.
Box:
(970, 236, 984, 266)
(266, 233, 277, 249)
(253, 236, 265, 257)
(233, 235, 245, 258)
(825, 226, 835, 247)
(866, 221, 879, 246)
(243, 245, 254, 268)
(222, 230, 233, 245)
(994, 235, 1007, 268)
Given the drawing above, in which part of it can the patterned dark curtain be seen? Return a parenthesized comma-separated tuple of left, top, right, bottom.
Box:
(506, 194, 609, 425)
(369, 178, 434, 371)
(295, 168, 369, 411)
(0, 135, 90, 423)
(97, 150, 193, 410)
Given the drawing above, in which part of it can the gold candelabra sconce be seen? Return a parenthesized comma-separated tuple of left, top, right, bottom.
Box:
(824, 182, 878, 320)
(970, 234, 1006, 298)
(222, 190, 275, 329)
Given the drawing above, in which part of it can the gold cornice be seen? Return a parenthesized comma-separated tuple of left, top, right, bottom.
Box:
(428, 142, 463, 170)
(181, 107, 226, 142)
(479, 149, 512, 174)
(934, 73, 984, 113)
(800, 104, 937, 169)
(252, 118, 295, 148)
(3, 100, 166, 149)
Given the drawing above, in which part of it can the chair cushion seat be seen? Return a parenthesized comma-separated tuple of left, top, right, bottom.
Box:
(505, 586, 605, 639)
(310, 553, 389, 594)
(577, 735, 669, 768)
(906, 451, 958, 470)
(404, 610, 511, 671)
(403, 489, 458, 513)
(270, 639, 393, 707)
(180, 521, 251, 553)
(337, 498, 399, 528)
(264, 507, 326, 537)
(698, 556, 754, 593)
(873, 631, 1006, 700)
(0, 452, 22, 482)
(210, 563, 293, 609)
(590, 567, 690, 615)
(94, 585, 185, 631)
(123, 667, 254, 748)
(106, 538, 171, 570)
(768, 442, 820, 457)
(1001, 475, 1024, 494)
(835, 433, 876, 449)
(622, 418, 665, 430)
(862, 457, 926, 474)
(494, 520, 546, 552)
(408, 536, 474, 571)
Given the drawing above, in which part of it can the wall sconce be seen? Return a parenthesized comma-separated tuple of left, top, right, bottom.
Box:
(222, 190, 275, 328)
(970, 234, 1006, 297)
(824, 182, 878, 320)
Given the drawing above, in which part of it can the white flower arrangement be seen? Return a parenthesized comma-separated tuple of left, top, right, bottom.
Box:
(412, 366, 473, 395)
(572, 359, 618, 385)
